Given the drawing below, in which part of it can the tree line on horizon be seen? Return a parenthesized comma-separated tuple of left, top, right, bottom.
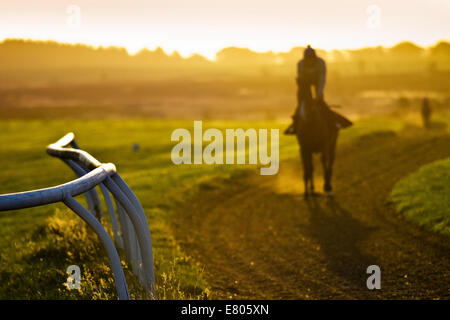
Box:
(0, 38, 449, 73)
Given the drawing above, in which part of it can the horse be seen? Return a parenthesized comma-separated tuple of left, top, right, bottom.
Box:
(294, 89, 349, 197)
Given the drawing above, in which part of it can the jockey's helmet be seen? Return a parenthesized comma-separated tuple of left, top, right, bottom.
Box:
(304, 45, 316, 59)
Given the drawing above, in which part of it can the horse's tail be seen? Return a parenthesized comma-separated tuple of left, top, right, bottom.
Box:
(320, 100, 352, 129)
(333, 112, 353, 128)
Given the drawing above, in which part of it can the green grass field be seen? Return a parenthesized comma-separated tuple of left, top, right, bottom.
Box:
(390, 114, 450, 237)
(0, 116, 415, 299)
(391, 158, 450, 236)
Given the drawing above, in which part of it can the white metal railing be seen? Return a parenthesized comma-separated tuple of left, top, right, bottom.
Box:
(0, 133, 156, 300)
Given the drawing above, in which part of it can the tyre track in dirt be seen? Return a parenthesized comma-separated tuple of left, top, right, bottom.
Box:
(172, 129, 450, 299)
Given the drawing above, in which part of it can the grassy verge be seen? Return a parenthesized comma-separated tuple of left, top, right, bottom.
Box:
(391, 158, 450, 237)
(0, 116, 405, 299)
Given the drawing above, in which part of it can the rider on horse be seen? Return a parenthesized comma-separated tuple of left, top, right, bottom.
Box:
(285, 45, 351, 134)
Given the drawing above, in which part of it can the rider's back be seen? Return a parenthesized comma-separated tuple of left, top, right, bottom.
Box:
(297, 57, 326, 86)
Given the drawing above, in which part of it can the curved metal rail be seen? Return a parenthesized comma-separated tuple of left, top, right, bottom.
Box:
(0, 133, 156, 300)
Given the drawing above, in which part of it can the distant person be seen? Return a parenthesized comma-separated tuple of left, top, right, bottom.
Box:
(421, 97, 431, 129)
(285, 45, 351, 134)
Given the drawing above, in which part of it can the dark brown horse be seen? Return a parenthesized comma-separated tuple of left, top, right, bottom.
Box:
(294, 89, 350, 196)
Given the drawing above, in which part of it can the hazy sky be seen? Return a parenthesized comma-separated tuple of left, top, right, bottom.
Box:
(0, 0, 449, 58)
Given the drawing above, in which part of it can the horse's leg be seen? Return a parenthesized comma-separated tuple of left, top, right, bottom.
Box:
(324, 136, 338, 195)
(309, 153, 315, 195)
(321, 152, 330, 193)
(300, 148, 310, 196)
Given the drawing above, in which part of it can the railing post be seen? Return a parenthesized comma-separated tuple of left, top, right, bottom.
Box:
(63, 195, 130, 300)
(104, 176, 157, 299)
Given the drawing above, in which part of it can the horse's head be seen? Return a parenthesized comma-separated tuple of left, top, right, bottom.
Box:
(296, 96, 317, 122)
(296, 85, 316, 118)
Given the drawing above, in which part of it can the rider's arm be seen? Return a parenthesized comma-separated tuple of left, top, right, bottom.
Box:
(316, 58, 326, 100)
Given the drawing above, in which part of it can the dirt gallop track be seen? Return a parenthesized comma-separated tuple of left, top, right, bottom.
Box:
(172, 129, 450, 299)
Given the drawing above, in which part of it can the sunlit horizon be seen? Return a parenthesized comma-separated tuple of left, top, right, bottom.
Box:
(0, 0, 449, 59)
(2, 36, 448, 62)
